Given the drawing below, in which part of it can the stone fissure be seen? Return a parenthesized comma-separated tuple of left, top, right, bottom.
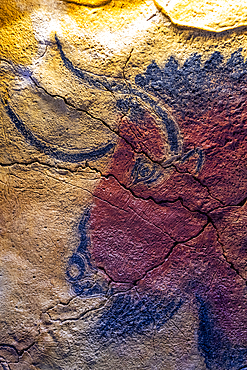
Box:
(207, 214, 246, 283)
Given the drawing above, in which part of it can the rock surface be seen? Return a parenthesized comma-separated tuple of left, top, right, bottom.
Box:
(0, 0, 247, 369)
(155, 0, 247, 32)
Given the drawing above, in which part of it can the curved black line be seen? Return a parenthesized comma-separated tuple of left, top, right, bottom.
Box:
(55, 34, 111, 91)
(5, 103, 115, 162)
(181, 147, 204, 173)
(55, 35, 181, 156)
(196, 148, 204, 173)
(55, 33, 131, 95)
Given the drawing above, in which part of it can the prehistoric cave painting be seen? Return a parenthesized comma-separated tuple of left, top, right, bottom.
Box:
(3, 42, 247, 369)
(4, 103, 115, 162)
(63, 49, 246, 368)
(4, 34, 205, 171)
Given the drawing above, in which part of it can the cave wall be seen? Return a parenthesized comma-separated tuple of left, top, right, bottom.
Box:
(0, 1, 247, 369)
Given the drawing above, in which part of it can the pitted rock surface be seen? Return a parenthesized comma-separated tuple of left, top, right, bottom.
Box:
(0, 1, 247, 369)
(155, 0, 247, 32)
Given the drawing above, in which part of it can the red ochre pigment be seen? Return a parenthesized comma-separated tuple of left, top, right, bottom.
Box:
(89, 69, 247, 350)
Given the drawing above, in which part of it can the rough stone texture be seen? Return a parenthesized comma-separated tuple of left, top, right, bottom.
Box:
(155, 0, 247, 32)
(0, 1, 247, 369)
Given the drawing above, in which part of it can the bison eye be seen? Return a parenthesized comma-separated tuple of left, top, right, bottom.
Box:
(131, 157, 162, 185)
(66, 254, 85, 282)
